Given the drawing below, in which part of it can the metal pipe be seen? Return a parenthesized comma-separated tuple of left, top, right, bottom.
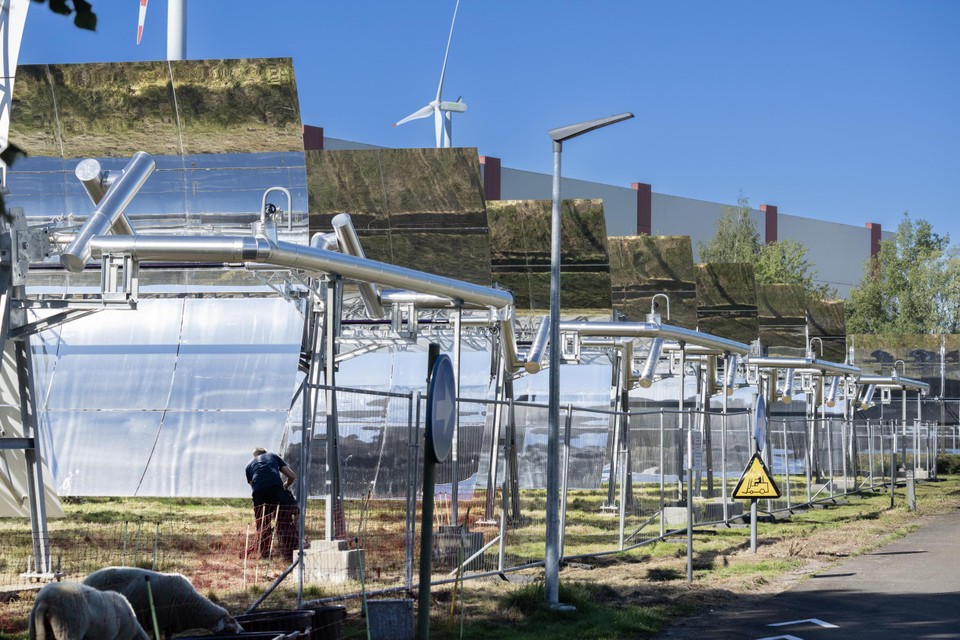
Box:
(62, 152, 156, 271)
(558, 320, 750, 356)
(857, 375, 930, 394)
(378, 289, 487, 310)
(723, 355, 739, 396)
(860, 384, 877, 410)
(524, 316, 550, 374)
(745, 356, 860, 377)
(88, 234, 522, 369)
(781, 368, 795, 404)
(75, 159, 135, 236)
(637, 338, 663, 388)
(331, 213, 385, 318)
(825, 376, 839, 408)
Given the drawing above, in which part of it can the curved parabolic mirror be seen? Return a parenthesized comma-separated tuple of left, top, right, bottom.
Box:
(7, 59, 310, 497)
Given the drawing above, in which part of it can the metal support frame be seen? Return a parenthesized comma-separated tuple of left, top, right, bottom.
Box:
(317, 276, 346, 540)
(13, 315, 51, 578)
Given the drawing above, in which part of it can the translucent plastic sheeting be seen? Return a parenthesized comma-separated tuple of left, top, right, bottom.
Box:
(0, 342, 65, 517)
(298, 346, 497, 500)
(31, 297, 303, 497)
(506, 363, 613, 490)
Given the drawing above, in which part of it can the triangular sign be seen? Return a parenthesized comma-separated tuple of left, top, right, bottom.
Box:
(732, 453, 782, 499)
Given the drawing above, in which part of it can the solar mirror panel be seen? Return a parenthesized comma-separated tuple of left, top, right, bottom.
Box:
(806, 298, 847, 363)
(608, 235, 697, 328)
(487, 199, 611, 313)
(306, 148, 492, 285)
(695, 263, 759, 344)
(757, 283, 808, 357)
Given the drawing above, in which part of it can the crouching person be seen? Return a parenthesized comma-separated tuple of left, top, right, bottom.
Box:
(83, 567, 241, 637)
(29, 581, 148, 640)
(245, 447, 298, 558)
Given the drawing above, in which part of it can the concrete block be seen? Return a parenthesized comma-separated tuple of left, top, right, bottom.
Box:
(703, 501, 743, 521)
(432, 526, 485, 572)
(663, 506, 700, 527)
(366, 598, 414, 640)
(303, 543, 364, 584)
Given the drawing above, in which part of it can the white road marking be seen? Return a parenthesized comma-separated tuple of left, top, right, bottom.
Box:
(768, 618, 839, 628)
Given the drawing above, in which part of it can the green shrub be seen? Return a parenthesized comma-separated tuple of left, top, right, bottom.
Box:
(936, 454, 960, 475)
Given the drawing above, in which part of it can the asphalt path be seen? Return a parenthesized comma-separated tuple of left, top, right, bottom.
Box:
(654, 508, 960, 639)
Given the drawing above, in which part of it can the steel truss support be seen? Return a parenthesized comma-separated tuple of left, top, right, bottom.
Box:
(10, 285, 51, 578)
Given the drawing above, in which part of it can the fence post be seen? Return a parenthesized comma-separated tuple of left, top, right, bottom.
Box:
(782, 420, 791, 510)
(659, 409, 665, 538)
(559, 404, 573, 559)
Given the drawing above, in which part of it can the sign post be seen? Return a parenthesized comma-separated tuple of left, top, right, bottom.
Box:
(734, 394, 779, 553)
(417, 353, 456, 640)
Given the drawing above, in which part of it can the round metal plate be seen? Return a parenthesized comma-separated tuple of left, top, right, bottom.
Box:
(426, 354, 456, 463)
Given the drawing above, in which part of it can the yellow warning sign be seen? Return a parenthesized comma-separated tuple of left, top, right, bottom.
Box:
(732, 453, 781, 499)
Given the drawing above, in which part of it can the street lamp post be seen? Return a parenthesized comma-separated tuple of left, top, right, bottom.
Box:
(545, 112, 633, 608)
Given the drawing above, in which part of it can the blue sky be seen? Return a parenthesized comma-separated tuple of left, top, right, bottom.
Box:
(19, 1, 960, 241)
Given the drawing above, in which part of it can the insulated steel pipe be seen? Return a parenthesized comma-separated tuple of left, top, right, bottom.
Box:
(62, 152, 155, 271)
(723, 355, 739, 396)
(744, 356, 861, 378)
(859, 384, 877, 410)
(637, 338, 663, 388)
(857, 375, 930, 395)
(378, 289, 487, 310)
(75, 159, 135, 236)
(825, 376, 840, 407)
(89, 234, 522, 369)
(781, 368, 795, 404)
(558, 320, 750, 356)
(331, 213, 385, 319)
(524, 316, 550, 374)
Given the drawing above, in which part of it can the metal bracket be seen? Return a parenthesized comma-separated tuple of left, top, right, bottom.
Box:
(390, 302, 418, 339)
(880, 387, 892, 405)
(8, 210, 51, 286)
(560, 331, 580, 363)
(99, 253, 139, 305)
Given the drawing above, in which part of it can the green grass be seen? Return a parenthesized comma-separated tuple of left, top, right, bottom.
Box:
(457, 580, 685, 640)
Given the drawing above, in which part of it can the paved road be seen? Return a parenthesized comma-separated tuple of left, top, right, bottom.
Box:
(655, 509, 960, 639)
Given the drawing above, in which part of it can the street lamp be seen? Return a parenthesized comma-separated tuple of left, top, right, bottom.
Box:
(545, 112, 633, 608)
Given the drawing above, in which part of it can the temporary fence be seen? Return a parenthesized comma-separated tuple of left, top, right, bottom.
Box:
(0, 385, 948, 633)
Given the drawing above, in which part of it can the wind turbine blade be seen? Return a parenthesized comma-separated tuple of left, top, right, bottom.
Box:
(443, 112, 453, 148)
(394, 104, 434, 127)
(435, 0, 461, 102)
(137, 0, 148, 45)
(434, 107, 443, 148)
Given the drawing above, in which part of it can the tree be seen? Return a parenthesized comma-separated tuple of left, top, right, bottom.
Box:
(697, 194, 835, 298)
(697, 194, 760, 264)
(846, 213, 960, 334)
(32, 0, 97, 31)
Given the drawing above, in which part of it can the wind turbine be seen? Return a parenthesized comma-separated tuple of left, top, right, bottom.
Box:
(393, 0, 467, 148)
(136, 0, 186, 60)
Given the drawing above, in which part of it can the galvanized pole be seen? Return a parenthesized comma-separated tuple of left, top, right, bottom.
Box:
(681, 343, 694, 583)
(544, 139, 563, 607)
(720, 355, 729, 522)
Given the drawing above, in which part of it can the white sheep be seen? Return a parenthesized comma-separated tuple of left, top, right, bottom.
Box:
(82, 567, 241, 637)
(29, 581, 149, 640)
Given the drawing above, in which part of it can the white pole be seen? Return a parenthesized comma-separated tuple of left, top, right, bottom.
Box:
(167, 0, 186, 60)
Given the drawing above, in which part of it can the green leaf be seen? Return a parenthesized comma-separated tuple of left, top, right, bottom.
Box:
(0, 142, 26, 168)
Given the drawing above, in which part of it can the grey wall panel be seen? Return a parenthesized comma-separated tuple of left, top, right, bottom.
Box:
(778, 212, 872, 298)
